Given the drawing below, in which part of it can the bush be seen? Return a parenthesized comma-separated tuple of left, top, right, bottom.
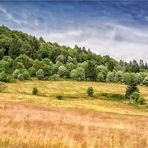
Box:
(138, 97, 145, 105)
(87, 87, 94, 97)
(0, 82, 6, 92)
(32, 87, 38, 95)
(36, 69, 44, 80)
(56, 95, 64, 100)
(131, 92, 140, 102)
(18, 74, 24, 80)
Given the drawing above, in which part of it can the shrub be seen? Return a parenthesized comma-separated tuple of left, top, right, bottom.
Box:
(36, 69, 44, 80)
(87, 87, 94, 97)
(56, 95, 64, 100)
(18, 74, 24, 80)
(138, 97, 145, 105)
(131, 92, 140, 102)
(32, 87, 38, 95)
(0, 82, 6, 92)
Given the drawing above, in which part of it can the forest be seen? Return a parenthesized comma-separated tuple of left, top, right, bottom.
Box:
(0, 25, 148, 86)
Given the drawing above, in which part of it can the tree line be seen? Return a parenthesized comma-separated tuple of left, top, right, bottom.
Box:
(0, 25, 148, 86)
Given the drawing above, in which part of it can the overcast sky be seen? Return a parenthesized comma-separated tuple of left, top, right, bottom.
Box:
(0, 0, 148, 62)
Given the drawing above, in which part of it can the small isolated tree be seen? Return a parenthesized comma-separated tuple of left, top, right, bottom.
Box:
(32, 87, 38, 95)
(36, 69, 44, 80)
(87, 87, 94, 97)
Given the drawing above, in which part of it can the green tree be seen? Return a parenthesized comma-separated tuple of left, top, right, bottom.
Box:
(32, 87, 38, 95)
(36, 69, 44, 80)
(58, 66, 68, 78)
(87, 87, 94, 97)
(85, 61, 96, 81)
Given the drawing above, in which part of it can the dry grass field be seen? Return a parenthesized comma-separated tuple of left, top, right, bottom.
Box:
(0, 80, 148, 147)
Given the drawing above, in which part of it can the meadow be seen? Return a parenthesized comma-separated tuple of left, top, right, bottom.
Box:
(0, 80, 148, 148)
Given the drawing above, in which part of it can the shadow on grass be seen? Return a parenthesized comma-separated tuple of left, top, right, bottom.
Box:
(97, 93, 126, 101)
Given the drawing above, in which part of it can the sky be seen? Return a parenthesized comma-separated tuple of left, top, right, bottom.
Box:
(0, 0, 148, 62)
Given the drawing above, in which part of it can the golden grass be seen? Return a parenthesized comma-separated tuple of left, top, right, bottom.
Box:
(0, 80, 148, 147)
(0, 80, 148, 116)
(0, 102, 148, 148)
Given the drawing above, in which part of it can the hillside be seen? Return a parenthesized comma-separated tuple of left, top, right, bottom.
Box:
(0, 25, 148, 85)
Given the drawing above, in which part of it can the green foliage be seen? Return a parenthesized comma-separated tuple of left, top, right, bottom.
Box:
(13, 69, 20, 78)
(15, 54, 33, 69)
(18, 74, 24, 81)
(143, 77, 148, 86)
(58, 66, 68, 78)
(87, 87, 94, 97)
(28, 67, 36, 77)
(0, 48, 5, 60)
(138, 98, 145, 105)
(106, 72, 115, 82)
(70, 67, 85, 81)
(32, 87, 38, 95)
(13, 62, 25, 69)
(114, 71, 123, 82)
(123, 73, 137, 85)
(125, 84, 139, 99)
(50, 74, 60, 81)
(0, 71, 7, 82)
(0, 25, 148, 84)
(36, 69, 44, 80)
(131, 92, 140, 102)
(99, 93, 126, 101)
(97, 73, 106, 82)
(85, 61, 96, 81)
(22, 69, 31, 80)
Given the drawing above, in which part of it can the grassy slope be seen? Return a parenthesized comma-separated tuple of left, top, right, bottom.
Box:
(0, 80, 148, 147)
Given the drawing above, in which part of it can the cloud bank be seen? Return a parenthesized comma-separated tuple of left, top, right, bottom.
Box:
(0, 1, 148, 62)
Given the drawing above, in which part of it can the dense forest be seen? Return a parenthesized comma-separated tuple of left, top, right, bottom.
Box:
(0, 25, 148, 86)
